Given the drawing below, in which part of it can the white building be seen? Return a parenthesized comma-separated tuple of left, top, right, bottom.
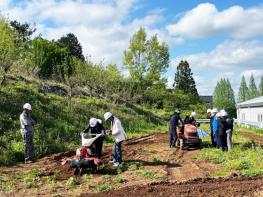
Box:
(237, 96, 263, 128)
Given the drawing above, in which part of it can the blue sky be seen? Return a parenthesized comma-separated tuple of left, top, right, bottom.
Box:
(1, 0, 263, 96)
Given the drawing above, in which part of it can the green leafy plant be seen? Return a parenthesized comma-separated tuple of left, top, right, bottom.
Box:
(149, 156, 161, 163)
(113, 177, 127, 183)
(65, 177, 80, 186)
(96, 184, 114, 192)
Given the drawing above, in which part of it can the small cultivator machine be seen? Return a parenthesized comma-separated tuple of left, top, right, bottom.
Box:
(61, 134, 102, 175)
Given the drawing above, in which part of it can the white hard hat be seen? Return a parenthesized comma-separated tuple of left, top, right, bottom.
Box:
(211, 108, 218, 113)
(97, 119, 102, 124)
(207, 109, 211, 113)
(23, 103, 32, 111)
(220, 109, 226, 113)
(216, 112, 221, 117)
(89, 118, 98, 127)
(221, 111, 228, 117)
(191, 112, 196, 117)
(104, 112, 113, 121)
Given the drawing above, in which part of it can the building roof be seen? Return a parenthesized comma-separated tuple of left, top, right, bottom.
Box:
(200, 96, 213, 103)
(237, 96, 263, 108)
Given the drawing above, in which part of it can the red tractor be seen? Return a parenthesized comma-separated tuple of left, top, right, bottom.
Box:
(176, 124, 202, 149)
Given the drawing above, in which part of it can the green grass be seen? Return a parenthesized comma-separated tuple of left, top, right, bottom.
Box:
(96, 184, 114, 192)
(65, 177, 80, 186)
(235, 126, 263, 136)
(113, 177, 128, 183)
(138, 170, 164, 179)
(149, 156, 161, 163)
(193, 131, 263, 177)
(0, 76, 167, 166)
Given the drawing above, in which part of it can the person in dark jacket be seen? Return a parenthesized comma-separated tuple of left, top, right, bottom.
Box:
(184, 112, 196, 125)
(217, 112, 228, 150)
(226, 115, 234, 151)
(82, 118, 105, 158)
(169, 110, 183, 148)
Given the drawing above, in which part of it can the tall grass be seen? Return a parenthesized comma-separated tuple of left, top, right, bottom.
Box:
(0, 77, 167, 166)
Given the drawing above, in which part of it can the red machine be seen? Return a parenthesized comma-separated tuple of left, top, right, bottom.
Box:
(176, 124, 201, 149)
(61, 135, 101, 175)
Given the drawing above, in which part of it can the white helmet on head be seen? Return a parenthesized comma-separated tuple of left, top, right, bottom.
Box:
(97, 119, 102, 124)
(216, 112, 221, 117)
(23, 103, 32, 111)
(191, 111, 196, 117)
(89, 118, 98, 127)
(104, 112, 113, 121)
(221, 111, 228, 117)
(207, 109, 211, 113)
(211, 108, 218, 113)
(220, 109, 226, 114)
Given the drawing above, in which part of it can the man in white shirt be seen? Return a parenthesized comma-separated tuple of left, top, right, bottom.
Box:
(104, 112, 126, 167)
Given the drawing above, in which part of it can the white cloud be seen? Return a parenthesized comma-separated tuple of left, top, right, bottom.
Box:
(171, 40, 263, 95)
(0, 0, 177, 65)
(172, 40, 263, 71)
(166, 76, 174, 88)
(167, 3, 263, 39)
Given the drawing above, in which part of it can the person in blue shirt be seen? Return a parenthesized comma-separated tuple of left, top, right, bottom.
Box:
(212, 109, 219, 147)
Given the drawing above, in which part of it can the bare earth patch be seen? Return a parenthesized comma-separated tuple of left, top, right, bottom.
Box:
(0, 133, 262, 196)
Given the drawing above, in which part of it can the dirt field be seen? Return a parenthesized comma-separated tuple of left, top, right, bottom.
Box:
(240, 131, 263, 147)
(1, 132, 263, 196)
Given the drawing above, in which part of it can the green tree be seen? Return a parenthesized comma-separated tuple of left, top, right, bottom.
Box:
(123, 28, 169, 87)
(0, 16, 16, 85)
(237, 75, 249, 102)
(258, 76, 263, 96)
(213, 78, 236, 117)
(57, 33, 84, 61)
(173, 60, 199, 99)
(248, 74, 259, 99)
(10, 20, 36, 44)
(28, 37, 72, 79)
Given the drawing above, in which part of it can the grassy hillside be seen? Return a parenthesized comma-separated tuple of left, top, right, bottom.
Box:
(0, 76, 167, 166)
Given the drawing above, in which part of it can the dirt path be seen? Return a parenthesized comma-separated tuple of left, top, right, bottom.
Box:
(1, 132, 263, 196)
(239, 131, 263, 146)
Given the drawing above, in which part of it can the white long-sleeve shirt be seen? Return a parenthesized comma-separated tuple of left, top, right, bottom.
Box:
(111, 117, 126, 143)
(20, 111, 35, 133)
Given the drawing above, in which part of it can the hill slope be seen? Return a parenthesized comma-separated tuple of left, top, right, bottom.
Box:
(0, 76, 167, 165)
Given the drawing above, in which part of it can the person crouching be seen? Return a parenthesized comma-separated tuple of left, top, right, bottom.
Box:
(82, 118, 105, 158)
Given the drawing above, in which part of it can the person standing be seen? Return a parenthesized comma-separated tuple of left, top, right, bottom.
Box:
(218, 111, 228, 150)
(20, 103, 35, 164)
(184, 112, 196, 125)
(211, 108, 219, 147)
(82, 117, 105, 158)
(104, 112, 126, 167)
(169, 110, 183, 148)
(207, 109, 215, 147)
(226, 115, 234, 151)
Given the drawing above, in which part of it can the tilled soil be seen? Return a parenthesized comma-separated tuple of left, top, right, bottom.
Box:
(1, 132, 263, 196)
(82, 176, 263, 197)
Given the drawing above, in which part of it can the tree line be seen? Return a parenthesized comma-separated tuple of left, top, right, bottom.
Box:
(238, 74, 263, 102)
(213, 74, 263, 118)
(0, 15, 201, 111)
